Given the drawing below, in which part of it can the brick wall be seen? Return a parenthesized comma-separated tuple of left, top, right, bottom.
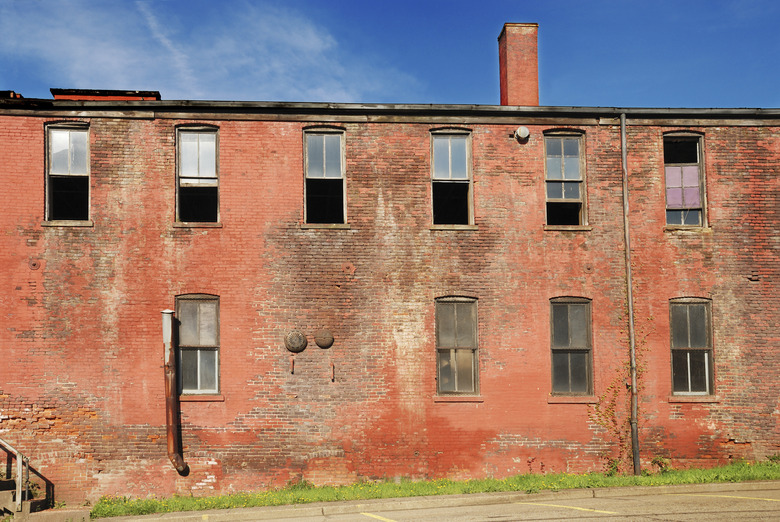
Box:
(1, 110, 777, 502)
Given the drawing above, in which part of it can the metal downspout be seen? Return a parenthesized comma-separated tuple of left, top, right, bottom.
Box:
(621, 114, 641, 475)
(162, 310, 188, 474)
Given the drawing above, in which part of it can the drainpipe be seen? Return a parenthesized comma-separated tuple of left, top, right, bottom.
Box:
(620, 114, 641, 475)
(162, 309, 188, 474)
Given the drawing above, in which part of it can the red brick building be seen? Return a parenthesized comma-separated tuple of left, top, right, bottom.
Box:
(1, 23, 778, 503)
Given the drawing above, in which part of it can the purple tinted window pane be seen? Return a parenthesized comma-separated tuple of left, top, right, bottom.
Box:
(667, 188, 683, 208)
(683, 187, 701, 207)
(665, 166, 682, 188)
(682, 166, 699, 187)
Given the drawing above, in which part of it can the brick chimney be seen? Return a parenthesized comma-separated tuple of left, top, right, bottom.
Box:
(498, 23, 539, 106)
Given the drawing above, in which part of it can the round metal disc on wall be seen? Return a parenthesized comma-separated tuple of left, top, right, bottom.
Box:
(285, 330, 308, 353)
(314, 329, 334, 349)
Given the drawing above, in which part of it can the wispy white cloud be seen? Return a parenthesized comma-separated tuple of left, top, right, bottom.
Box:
(0, 0, 419, 102)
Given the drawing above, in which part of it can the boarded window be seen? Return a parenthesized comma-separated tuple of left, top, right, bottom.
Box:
(47, 127, 89, 221)
(177, 295, 219, 394)
(432, 134, 472, 225)
(550, 299, 592, 394)
(664, 136, 704, 226)
(178, 130, 218, 222)
(670, 300, 713, 394)
(305, 132, 345, 224)
(545, 135, 584, 226)
(436, 298, 478, 394)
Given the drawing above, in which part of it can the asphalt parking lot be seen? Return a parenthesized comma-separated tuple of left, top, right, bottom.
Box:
(99, 481, 780, 521)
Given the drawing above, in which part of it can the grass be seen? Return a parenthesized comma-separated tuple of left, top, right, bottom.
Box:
(90, 459, 780, 518)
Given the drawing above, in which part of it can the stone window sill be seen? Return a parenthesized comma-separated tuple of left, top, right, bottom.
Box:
(180, 394, 225, 402)
(42, 220, 94, 227)
(434, 395, 484, 403)
(547, 395, 597, 404)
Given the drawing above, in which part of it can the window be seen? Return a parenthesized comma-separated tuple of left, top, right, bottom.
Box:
(432, 133, 472, 225)
(670, 299, 713, 395)
(664, 135, 704, 226)
(435, 297, 478, 394)
(545, 135, 585, 226)
(176, 294, 219, 394)
(46, 126, 89, 221)
(550, 298, 592, 394)
(177, 129, 218, 223)
(305, 132, 345, 224)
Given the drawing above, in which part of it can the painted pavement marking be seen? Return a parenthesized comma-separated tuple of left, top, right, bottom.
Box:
(361, 512, 397, 521)
(516, 501, 618, 514)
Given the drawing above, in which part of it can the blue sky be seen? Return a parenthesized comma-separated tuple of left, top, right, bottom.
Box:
(1, 0, 778, 108)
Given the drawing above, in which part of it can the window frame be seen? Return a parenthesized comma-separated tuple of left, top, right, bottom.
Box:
(669, 298, 714, 396)
(663, 133, 707, 228)
(176, 294, 220, 395)
(435, 296, 479, 395)
(176, 126, 220, 224)
(549, 297, 593, 395)
(544, 132, 587, 227)
(45, 123, 91, 222)
(304, 129, 346, 225)
(431, 131, 473, 226)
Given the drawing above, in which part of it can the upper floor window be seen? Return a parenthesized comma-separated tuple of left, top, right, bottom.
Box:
(435, 297, 478, 394)
(432, 133, 472, 225)
(670, 299, 713, 395)
(177, 128, 218, 223)
(177, 294, 220, 394)
(545, 134, 585, 226)
(305, 131, 345, 224)
(46, 126, 90, 221)
(664, 135, 705, 226)
(550, 298, 592, 394)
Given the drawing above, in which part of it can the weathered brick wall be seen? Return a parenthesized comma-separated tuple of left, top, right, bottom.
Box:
(1, 112, 777, 503)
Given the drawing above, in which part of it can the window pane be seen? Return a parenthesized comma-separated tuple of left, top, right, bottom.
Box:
(682, 165, 699, 187)
(49, 176, 89, 220)
(50, 130, 70, 174)
(70, 131, 88, 174)
(307, 135, 324, 178)
(570, 352, 588, 393)
(683, 210, 701, 226)
(180, 133, 199, 177)
(552, 304, 569, 347)
(552, 351, 570, 392)
(324, 134, 341, 178)
(180, 349, 198, 391)
(563, 157, 580, 180)
(683, 187, 701, 207)
(664, 139, 698, 164)
(546, 182, 563, 199)
(455, 302, 476, 348)
(305, 178, 344, 224)
(546, 157, 562, 180)
(199, 300, 218, 345)
(437, 302, 456, 347)
(450, 136, 468, 179)
(671, 350, 690, 392)
(178, 301, 199, 346)
(665, 166, 682, 188)
(688, 304, 708, 347)
(432, 181, 469, 225)
(670, 304, 689, 348)
(546, 138, 562, 157)
(568, 304, 588, 347)
(563, 181, 580, 199)
(199, 134, 216, 178)
(666, 210, 683, 225)
(433, 137, 450, 179)
(455, 349, 474, 392)
(688, 350, 709, 393)
(563, 138, 579, 157)
(200, 350, 218, 391)
(438, 350, 455, 392)
(179, 186, 218, 222)
(666, 187, 683, 208)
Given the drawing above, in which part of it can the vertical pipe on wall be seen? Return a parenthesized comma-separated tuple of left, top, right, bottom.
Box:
(621, 114, 641, 475)
(162, 309, 188, 474)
